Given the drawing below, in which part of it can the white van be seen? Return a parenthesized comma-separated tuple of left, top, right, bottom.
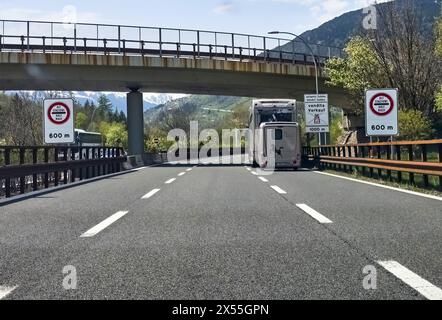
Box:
(255, 122, 301, 169)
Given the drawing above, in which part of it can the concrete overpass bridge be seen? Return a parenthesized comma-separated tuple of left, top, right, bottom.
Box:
(0, 20, 351, 154)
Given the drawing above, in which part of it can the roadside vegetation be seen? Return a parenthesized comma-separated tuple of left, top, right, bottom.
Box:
(0, 92, 128, 148)
(325, 1, 442, 141)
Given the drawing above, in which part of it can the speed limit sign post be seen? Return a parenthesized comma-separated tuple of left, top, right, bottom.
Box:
(365, 89, 398, 136)
(44, 98, 75, 144)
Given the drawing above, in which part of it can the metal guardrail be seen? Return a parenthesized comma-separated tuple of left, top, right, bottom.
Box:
(0, 19, 344, 65)
(0, 146, 126, 199)
(303, 140, 442, 190)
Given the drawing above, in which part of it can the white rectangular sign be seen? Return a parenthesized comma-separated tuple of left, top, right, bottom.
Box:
(304, 94, 329, 133)
(365, 89, 398, 136)
(44, 98, 75, 144)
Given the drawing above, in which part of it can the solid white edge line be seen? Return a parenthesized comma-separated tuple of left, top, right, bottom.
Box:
(165, 178, 176, 184)
(141, 188, 161, 199)
(80, 210, 129, 238)
(258, 177, 269, 182)
(0, 285, 17, 299)
(296, 203, 333, 224)
(178, 172, 186, 176)
(377, 260, 442, 300)
(314, 171, 442, 201)
(270, 185, 287, 194)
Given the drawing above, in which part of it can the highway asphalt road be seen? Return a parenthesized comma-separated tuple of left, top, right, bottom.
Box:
(0, 162, 441, 300)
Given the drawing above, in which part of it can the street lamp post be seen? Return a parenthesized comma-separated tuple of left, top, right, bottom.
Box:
(268, 31, 319, 95)
(268, 31, 323, 145)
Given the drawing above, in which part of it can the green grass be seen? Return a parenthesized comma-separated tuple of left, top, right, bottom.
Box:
(321, 167, 442, 197)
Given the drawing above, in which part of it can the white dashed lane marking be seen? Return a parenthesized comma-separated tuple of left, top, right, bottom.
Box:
(270, 185, 287, 194)
(258, 177, 268, 182)
(141, 188, 161, 199)
(296, 204, 333, 224)
(178, 172, 186, 176)
(165, 178, 176, 184)
(377, 260, 442, 300)
(80, 211, 129, 237)
(0, 286, 17, 300)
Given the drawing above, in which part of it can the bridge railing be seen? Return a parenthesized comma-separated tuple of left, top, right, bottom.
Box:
(302, 140, 442, 191)
(0, 146, 126, 199)
(0, 19, 344, 65)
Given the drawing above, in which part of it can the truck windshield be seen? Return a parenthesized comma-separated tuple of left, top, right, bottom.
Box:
(259, 112, 292, 123)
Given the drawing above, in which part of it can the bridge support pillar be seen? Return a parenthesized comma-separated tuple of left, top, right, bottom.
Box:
(127, 89, 144, 156)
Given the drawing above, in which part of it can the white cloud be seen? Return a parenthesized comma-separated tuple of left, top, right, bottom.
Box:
(0, 5, 99, 23)
(213, 2, 234, 14)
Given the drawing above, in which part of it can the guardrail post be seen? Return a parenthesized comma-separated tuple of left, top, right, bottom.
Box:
(44, 148, 49, 188)
(0, 35, 2, 52)
(19, 148, 25, 194)
(193, 44, 197, 59)
(70, 148, 76, 183)
(5, 148, 10, 198)
(78, 147, 83, 180)
(396, 145, 402, 184)
(63, 37, 67, 54)
(368, 145, 374, 178)
(122, 39, 126, 56)
(386, 144, 392, 182)
(21, 35, 25, 52)
(224, 45, 227, 60)
(408, 144, 414, 185)
(176, 43, 180, 58)
(231, 33, 235, 59)
(377, 145, 382, 179)
(83, 38, 87, 54)
(239, 47, 242, 61)
(422, 145, 429, 188)
(32, 148, 38, 191)
(42, 36, 46, 53)
(54, 147, 59, 186)
(27, 21, 30, 50)
(361, 146, 366, 176)
(140, 40, 145, 57)
(63, 148, 68, 184)
(439, 143, 442, 191)
(209, 44, 213, 59)
(103, 38, 107, 55)
(159, 28, 162, 57)
(197, 30, 200, 57)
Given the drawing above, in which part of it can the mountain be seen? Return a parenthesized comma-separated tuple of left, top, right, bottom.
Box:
(145, 0, 441, 131)
(273, 0, 441, 57)
(145, 95, 251, 129)
(73, 92, 187, 113)
(4, 91, 187, 113)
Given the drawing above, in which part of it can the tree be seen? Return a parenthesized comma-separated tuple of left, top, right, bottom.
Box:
(325, 36, 385, 114)
(436, 17, 442, 57)
(75, 112, 88, 129)
(99, 122, 128, 148)
(97, 94, 113, 122)
(0, 93, 42, 145)
(398, 109, 433, 141)
(366, 0, 441, 117)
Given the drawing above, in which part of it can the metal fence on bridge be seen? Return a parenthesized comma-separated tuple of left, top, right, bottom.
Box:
(0, 146, 126, 199)
(303, 140, 442, 191)
(0, 19, 344, 65)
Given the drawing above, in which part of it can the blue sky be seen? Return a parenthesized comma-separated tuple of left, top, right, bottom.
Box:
(0, 0, 379, 36)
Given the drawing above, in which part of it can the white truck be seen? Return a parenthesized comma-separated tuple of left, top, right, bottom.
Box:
(248, 99, 301, 169)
